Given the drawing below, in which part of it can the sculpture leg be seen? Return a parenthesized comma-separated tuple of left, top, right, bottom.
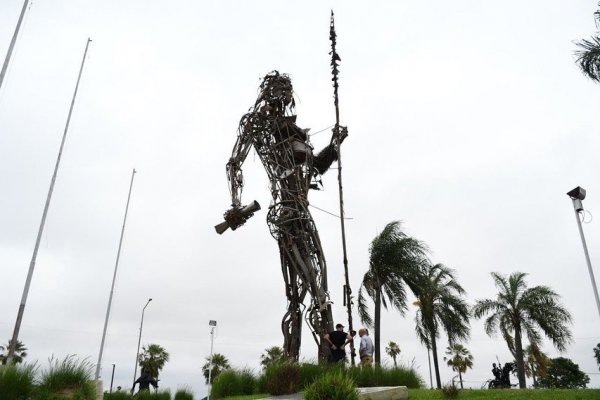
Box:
(279, 240, 305, 359)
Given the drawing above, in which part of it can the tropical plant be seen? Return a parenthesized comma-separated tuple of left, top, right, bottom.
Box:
(593, 343, 600, 371)
(139, 344, 170, 379)
(358, 221, 428, 364)
(262, 360, 301, 395)
(0, 340, 28, 365)
(575, 2, 600, 82)
(385, 341, 401, 368)
(202, 353, 231, 384)
(524, 344, 551, 387)
(260, 346, 285, 369)
(174, 387, 194, 400)
(0, 363, 36, 400)
(443, 344, 473, 389)
(304, 369, 359, 400)
(414, 263, 470, 389)
(473, 272, 573, 389)
(38, 355, 96, 399)
(538, 357, 590, 389)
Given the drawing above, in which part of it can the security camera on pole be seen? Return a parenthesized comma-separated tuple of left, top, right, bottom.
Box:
(567, 186, 600, 321)
(207, 320, 217, 400)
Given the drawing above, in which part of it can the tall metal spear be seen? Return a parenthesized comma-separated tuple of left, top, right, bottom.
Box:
(0, 0, 30, 93)
(329, 11, 355, 366)
(6, 38, 92, 363)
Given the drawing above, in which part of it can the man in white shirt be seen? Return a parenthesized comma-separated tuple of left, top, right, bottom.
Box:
(359, 328, 374, 367)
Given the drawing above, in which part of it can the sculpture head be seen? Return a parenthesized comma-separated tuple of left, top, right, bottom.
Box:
(257, 70, 295, 114)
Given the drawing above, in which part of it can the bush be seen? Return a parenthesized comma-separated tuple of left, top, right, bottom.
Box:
(0, 363, 37, 400)
(441, 382, 460, 399)
(238, 369, 257, 395)
(174, 387, 194, 400)
(37, 355, 95, 400)
(304, 369, 358, 400)
(263, 361, 301, 395)
(104, 392, 132, 400)
(346, 365, 423, 388)
(135, 390, 170, 400)
(299, 362, 328, 388)
(211, 370, 241, 399)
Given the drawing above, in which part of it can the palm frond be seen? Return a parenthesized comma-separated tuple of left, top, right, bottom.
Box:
(357, 284, 373, 328)
(576, 36, 600, 82)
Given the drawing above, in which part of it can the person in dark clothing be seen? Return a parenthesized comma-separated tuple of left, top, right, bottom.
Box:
(324, 323, 353, 363)
(131, 369, 158, 394)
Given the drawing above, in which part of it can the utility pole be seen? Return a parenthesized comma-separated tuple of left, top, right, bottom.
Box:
(95, 169, 137, 380)
(329, 10, 355, 366)
(0, 0, 30, 93)
(7, 38, 92, 363)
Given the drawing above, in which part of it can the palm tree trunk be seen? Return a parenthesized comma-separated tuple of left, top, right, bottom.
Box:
(430, 330, 441, 389)
(458, 370, 463, 389)
(374, 287, 381, 365)
(514, 324, 526, 389)
(393, 356, 397, 368)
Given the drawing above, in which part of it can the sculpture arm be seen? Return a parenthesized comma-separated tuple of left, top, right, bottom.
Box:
(313, 126, 348, 175)
(227, 116, 254, 206)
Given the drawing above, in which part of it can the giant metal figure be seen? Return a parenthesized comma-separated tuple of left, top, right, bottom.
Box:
(215, 70, 348, 360)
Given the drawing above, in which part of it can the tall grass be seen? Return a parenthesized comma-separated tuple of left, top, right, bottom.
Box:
(35, 355, 96, 400)
(211, 369, 258, 399)
(0, 363, 37, 400)
(174, 387, 194, 400)
(104, 391, 133, 400)
(136, 390, 171, 400)
(304, 369, 359, 400)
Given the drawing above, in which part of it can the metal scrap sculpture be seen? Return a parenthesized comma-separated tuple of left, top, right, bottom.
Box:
(216, 70, 347, 360)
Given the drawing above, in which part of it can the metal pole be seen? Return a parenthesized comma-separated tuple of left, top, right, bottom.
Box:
(110, 364, 116, 393)
(572, 203, 600, 320)
(0, 0, 29, 93)
(7, 38, 92, 363)
(132, 298, 152, 392)
(329, 10, 355, 366)
(207, 326, 215, 400)
(95, 169, 137, 380)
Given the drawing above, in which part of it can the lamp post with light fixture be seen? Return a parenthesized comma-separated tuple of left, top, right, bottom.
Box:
(132, 298, 152, 390)
(567, 186, 600, 320)
(207, 320, 217, 400)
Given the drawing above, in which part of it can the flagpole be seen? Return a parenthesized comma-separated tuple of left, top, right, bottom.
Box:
(7, 38, 92, 363)
(95, 168, 137, 380)
(0, 0, 30, 93)
(329, 11, 355, 366)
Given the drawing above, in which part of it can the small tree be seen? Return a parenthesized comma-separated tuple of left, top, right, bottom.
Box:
(202, 353, 230, 384)
(260, 346, 285, 369)
(138, 343, 169, 379)
(594, 343, 600, 371)
(385, 341, 401, 368)
(443, 344, 473, 389)
(0, 340, 27, 365)
(538, 357, 590, 389)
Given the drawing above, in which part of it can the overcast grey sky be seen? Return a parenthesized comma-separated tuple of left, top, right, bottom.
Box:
(2, 0, 600, 397)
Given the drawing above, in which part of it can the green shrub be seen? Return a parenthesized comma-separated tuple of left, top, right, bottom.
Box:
(299, 362, 327, 388)
(37, 355, 95, 400)
(0, 363, 37, 400)
(304, 369, 358, 400)
(174, 387, 194, 400)
(263, 361, 300, 395)
(104, 392, 132, 400)
(345, 365, 422, 388)
(441, 382, 460, 399)
(212, 370, 241, 398)
(135, 390, 170, 400)
(238, 369, 257, 395)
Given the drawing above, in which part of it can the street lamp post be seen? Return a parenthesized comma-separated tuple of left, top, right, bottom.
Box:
(207, 320, 217, 400)
(567, 186, 600, 321)
(132, 298, 152, 391)
(110, 364, 116, 393)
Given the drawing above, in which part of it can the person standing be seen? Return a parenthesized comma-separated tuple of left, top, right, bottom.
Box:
(358, 328, 374, 367)
(324, 323, 353, 363)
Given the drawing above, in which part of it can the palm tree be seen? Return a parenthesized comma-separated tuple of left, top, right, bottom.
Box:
(443, 344, 473, 389)
(473, 272, 573, 389)
(358, 221, 428, 365)
(414, 263, 470, 389)
(385, 341, 401, 368)
(260, 346, 285, 369)
(0, 340, 27, 365)
(138, 343, 170, 379)
(202, 353, 231, 384)
(575, 4, 600, 81)
(594, 343, 600, 371)
(524, 344, 551, 387)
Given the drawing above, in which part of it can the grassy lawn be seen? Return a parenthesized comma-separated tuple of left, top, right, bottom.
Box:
(407, 388, 600, 400)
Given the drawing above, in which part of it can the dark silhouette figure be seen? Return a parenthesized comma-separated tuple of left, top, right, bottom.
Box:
(131, 369, 158, 394)
(488, 362, 515, 389)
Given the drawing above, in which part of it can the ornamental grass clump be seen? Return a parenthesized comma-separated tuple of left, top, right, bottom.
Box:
(441, 382, 460, 399)
(103, 392, 133, 400)
(174, 387, 194, 400)
(211, 370, 241, 399)
(304, 369, 358, 400)
(37, 355, 95, 400)
(263, 361, 300, 395)
(0, 363, 37, 400)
